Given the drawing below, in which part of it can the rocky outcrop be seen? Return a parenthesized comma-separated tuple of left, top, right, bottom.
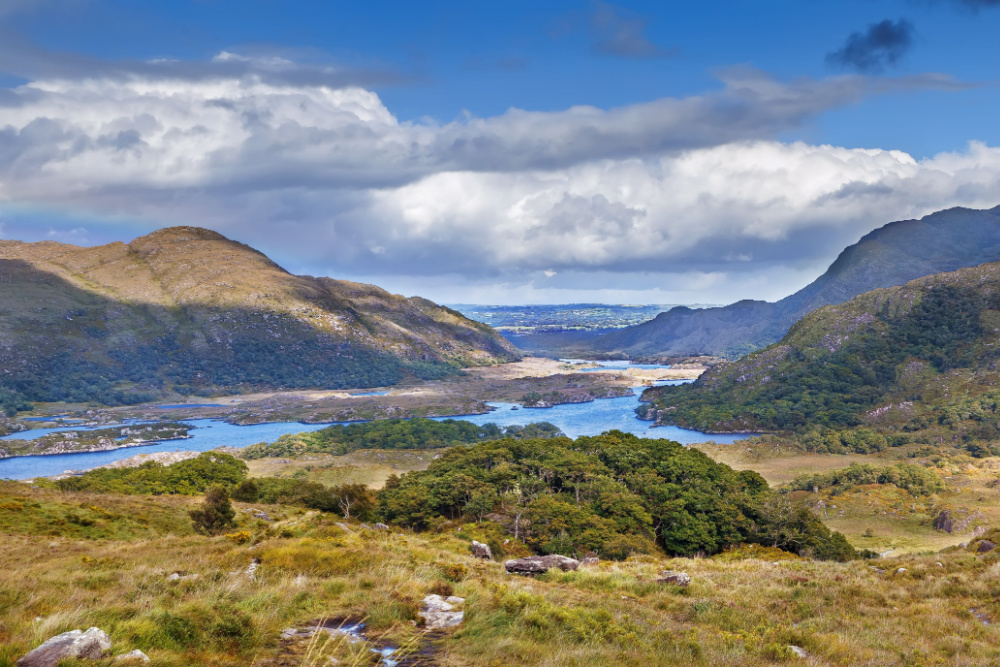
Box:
(419, 595, 465, 629)
(976, 540, 996, 554)
(471, 540, 492, 560)
(17, 627, 111, 667)
(933, 510, 955, 533)
(656, 571, 691, 587)
(114, 650, 150, 663)
(504, 555, 580, 575)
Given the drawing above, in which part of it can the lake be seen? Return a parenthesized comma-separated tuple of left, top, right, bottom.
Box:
(0, 382, 747, 480)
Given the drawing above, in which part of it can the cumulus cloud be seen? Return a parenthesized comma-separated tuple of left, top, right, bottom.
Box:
(0, 54, 995, 303)
(826, 19, 915, 73)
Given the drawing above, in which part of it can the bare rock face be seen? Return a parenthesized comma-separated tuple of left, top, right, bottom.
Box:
(471, 540, 492, 560)
(17, 627, 112, 667)
(504, 555, 579, 575)
(419, 595, 465, 629)
(977, 540, 996, 554)
(656, 571, 691, 587)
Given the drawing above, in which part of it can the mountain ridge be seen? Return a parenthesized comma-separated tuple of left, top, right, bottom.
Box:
(0, 227, 519, 413)
(592, 205, 1000, 359)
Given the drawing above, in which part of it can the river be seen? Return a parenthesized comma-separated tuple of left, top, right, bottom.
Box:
(0, 380, 747, 480)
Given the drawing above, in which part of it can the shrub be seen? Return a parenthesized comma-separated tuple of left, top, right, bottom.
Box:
(189, 485, 237, 534)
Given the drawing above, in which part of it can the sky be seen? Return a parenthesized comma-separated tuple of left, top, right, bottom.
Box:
(0, 0, 1000, 305)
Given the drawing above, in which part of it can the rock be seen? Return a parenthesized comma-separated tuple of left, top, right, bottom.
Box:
(977, 540, 996, 554)
(933, 510, 954, 533)
(471, 540, 492, 560)
(419, 594, 464, 629)
(335, 522, 354, 533)
(580, 556, 599, 567)
(244, 508, 272, 521)
(504, 555, 580, 575)
(360, 524, 373, 530)
(245, 557, 262, 580)
(114, 650, 150, 663)
(896, 568, 908, 574)
(374, 523, 390, 531)
(17, 627, 112, 667)
(166, 572, 199, 582)
(788, 645, 808, 659)
(656, 571, 691, 587)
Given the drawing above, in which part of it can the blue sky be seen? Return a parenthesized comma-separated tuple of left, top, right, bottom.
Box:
(1, 0, 999, 304)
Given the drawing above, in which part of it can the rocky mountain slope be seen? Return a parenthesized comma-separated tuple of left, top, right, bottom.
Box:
(0, 227, 518, 413)
(594, 205, 1000, 359)
(639, 258, 1000, 436)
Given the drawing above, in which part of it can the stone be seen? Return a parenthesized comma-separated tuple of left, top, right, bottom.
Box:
(505, 555, 580, 575)
(580, 556, 599, 567)
(244, 508, 272, 521)
(977, 540, 996, 554)
(471, 540, 492, 560)
(933, 510, 954, 533)
(335, 523, 354, 533)
(360, 524, 373, 530)
(17, 627, 112, 667)
(374, 523, 390, 531)
(419, 594, 464, 629)
(896, 568, 908, 574)
(788, 645, 808, 659)
(114, 650, 150, 663)
(656, 571, 691, 587)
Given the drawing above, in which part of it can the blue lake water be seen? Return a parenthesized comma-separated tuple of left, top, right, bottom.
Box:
(158, 404, 224, 409)
(558, 359, 673, 372)
(0, 382, 746, 480)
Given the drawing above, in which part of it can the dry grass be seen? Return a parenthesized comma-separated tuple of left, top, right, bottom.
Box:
(4, 481, 1000, 665)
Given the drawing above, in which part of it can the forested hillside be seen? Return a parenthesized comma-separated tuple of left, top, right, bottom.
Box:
(640, 259, 1000, 447)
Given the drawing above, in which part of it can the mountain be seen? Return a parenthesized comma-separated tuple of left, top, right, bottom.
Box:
(0, 227, 519, 413)
(639, 258, 1000, 437)
(592, 205, 1000, 359)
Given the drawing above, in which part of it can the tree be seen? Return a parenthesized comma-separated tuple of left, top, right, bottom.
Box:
(189, 485, 237, 534)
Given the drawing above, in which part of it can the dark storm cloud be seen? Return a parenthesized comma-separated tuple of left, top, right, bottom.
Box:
(826, 19, 915, 73)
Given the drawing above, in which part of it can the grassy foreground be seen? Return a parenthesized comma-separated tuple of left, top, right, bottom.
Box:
(3, 480, 1000, 666)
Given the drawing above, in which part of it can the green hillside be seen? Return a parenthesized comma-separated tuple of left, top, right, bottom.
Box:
(0, 227, 519, 414)
(640, 259, 1000, 447)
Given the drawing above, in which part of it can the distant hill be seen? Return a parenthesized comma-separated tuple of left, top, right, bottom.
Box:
(640, 258, 1000, 436)
(592, 205, 1000, 359)
(0, 227, 519, 413)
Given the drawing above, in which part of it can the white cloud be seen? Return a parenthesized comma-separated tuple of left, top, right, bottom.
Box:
(0, 59, 996, 303)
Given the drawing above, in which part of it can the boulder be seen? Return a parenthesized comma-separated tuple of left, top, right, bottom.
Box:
(977, 540, 996, 554)
(788, 645, 808, 659)
(580, 556, 599, 567)
(656, 571, 691, 587)
(374, 523, 390, 531)
(419, 594, 464, 629)
(114, 650, 150, 663)
(933, 510, 954, 533)
(17, 627, 112, 667)
(244, 508, 272, 521)
(504, 555, 579, 575)
(471, 540, 492, 560)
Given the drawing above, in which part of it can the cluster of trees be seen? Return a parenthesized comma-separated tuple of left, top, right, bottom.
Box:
(56, 452, 248, 495)
(231, 477, 375, 521)
(647, 285, 1000, 434)
(240, 418, 563, 459)
(376, 431, 857, 561)
(786, 462, 945, 496)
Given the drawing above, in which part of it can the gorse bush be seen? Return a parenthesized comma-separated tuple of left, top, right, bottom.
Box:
(376, 431, 857, 561)
(240, 418, 562, 459)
